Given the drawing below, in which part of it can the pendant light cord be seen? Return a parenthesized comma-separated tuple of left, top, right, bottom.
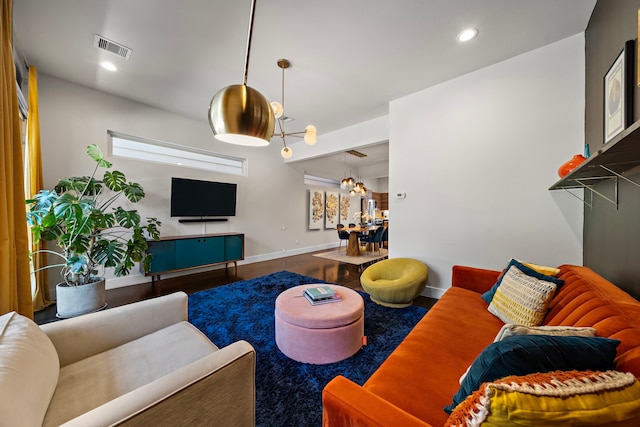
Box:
(242, 0, 257, 86)
(279, 63, 286, 139)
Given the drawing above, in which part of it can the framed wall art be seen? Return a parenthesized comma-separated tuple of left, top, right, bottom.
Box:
(604, 39, 634, 144)
(324, 191, 339, 229)
(339, 194, 351, 224)
(308, 190, 324, 230)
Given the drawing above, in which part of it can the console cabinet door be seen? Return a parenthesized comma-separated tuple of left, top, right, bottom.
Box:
(175, 237, 225, 269)
(225, 234, 243, 260)
(146, 240, 176, 274)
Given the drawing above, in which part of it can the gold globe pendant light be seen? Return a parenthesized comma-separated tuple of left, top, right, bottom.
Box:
(208, 0, 275, 146)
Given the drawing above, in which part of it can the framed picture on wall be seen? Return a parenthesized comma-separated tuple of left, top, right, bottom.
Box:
(604, 39, 634, 144)
(308, 190, 324, 230)
(324, 191, 339, 229)
(339, 194, 351, 224)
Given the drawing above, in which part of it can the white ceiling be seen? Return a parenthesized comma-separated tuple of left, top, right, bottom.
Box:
(12, 0, 596, 177)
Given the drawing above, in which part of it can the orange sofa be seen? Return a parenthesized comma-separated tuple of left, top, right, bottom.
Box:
(322, 264, 640, 427)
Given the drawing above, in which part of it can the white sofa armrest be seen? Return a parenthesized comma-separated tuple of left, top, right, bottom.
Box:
(41, 292, 188, 367)
(58, 340, 256, 427)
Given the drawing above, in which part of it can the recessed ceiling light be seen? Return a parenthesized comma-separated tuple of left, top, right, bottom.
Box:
(100, 61, 117, 71)
(457, 28, 479, 42)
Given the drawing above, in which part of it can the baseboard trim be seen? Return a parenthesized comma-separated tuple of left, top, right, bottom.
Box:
(421, 285, 447, 300)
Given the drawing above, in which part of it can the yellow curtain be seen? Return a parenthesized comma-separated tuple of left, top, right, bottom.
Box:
(28, 66, 52, 311)
(0, 0, 33, 318)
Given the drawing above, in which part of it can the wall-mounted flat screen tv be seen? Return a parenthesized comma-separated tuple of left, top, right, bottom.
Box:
(170, 177, 237, 217)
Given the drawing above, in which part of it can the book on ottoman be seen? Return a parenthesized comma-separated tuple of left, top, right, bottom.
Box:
(304, 285, 337, 301)
(304, 292, 342, 306)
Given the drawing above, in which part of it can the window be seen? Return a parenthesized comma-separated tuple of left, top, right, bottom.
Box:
(108, 131, 247, 176)
(304, 174, 340, 188)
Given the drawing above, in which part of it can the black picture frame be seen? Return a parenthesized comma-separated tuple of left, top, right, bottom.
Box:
(604, 40, 634, 144)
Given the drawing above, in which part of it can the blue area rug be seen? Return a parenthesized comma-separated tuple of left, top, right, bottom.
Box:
(188, 270, 428, 427)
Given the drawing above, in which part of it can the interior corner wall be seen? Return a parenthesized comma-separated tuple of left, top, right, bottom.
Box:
(35, 75, 345, 289)
(584, 0, 640, 299)
(389, 34, 585, 297)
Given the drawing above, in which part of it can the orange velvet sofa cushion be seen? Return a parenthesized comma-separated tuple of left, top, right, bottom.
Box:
(322, 264, 640, 427)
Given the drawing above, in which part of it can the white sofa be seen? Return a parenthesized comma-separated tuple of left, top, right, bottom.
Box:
(0, 292, 256, 427)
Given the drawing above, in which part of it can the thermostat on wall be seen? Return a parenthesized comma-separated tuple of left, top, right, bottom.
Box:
(395, 192, 406, 199)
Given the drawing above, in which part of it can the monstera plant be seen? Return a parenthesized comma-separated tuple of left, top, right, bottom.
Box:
(26, 144, 161, 316)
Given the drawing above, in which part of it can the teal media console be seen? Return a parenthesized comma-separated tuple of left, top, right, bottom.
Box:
(143, 233, 244, 286)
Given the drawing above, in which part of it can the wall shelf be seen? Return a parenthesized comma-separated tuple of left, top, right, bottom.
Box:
(549, 120, 640, 207)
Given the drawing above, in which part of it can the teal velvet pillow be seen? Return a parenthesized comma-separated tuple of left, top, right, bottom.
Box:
(443, 335, 620, 414)
(480, 259, 564, 304)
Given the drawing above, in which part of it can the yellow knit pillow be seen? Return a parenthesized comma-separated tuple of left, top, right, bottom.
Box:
(520, 261, 561, 277)
(487, 265, 558, 326)
(446, 370, 640, 427)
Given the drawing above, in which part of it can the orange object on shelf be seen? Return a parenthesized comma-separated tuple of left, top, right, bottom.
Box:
(557, 154, 586, 178)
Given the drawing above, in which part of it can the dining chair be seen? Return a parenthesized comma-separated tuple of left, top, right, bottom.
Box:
(381, 227, 388, 249)
(363, 226, 385, 255)
(337, 224, 349, 251)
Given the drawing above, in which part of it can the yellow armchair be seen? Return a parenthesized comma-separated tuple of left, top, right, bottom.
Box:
(360, 258, 428, 308)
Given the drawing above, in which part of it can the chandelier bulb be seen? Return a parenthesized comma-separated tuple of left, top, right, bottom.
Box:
(271, 101, 284, 119)
(304, 125, 317, 145)
(281, 146, 293, 159)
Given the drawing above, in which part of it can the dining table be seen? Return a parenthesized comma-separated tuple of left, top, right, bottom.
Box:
(341, 226, 370, 256)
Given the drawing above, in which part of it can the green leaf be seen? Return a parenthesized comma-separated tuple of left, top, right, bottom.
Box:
(103, 170, 126, 191)
(26, 211, 39, 227)
(123, 182, 145, 202)
(114, 263, 131, 277)
(145, 218, 161, 240)
(30, 225, 42, 243)
(56, 176, 103, 196)
(27, 190, 58, 214)
(127, 228, 148, 262)
(40, 211, 59, 228)
(141, 254, 153, 273)
(53, 193, 83, 222)
(39, 223, 63, 242)
(114, 208, 141, 228)
(93, 239, 126, 268)
(91, 209, 115, 230)
(87, 144, 112, 168)
(63, 233, 91, 254)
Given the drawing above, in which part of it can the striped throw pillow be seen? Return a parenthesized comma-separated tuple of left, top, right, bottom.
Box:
(487, 265, 558, 326)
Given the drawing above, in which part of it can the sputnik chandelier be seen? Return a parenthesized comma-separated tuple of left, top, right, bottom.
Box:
(271, 58, 317, 159)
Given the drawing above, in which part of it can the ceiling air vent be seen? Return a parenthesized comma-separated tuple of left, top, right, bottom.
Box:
(93, 34, 132, 60)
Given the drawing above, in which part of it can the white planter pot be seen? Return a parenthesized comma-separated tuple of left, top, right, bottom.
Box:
(56, 278, 107, 318)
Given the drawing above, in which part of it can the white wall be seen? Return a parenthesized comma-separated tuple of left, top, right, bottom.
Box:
(36, 75, 355, 288)
(389, 34, 585, 298)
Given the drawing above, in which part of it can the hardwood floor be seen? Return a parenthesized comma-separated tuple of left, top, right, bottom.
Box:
(35, 249, 437, 325)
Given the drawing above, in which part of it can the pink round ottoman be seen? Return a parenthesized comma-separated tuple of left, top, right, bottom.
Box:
(275, 284, 364, 364)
